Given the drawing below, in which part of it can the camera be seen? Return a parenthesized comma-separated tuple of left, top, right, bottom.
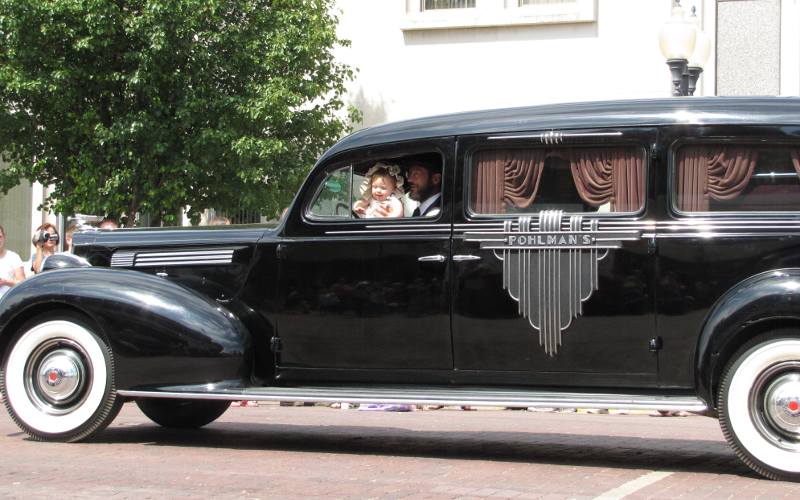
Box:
(32, 230, 59, 246)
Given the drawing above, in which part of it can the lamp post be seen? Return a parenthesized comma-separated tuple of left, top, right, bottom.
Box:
(659, 1, 711, 96)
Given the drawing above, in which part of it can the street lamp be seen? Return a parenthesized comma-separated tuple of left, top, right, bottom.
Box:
(659, 1, 710, 96)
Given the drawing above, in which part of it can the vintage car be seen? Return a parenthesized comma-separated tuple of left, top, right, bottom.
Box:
(1, 97, 800, 481)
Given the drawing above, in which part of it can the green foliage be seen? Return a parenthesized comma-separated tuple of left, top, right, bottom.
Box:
(0, 0, 359, 225)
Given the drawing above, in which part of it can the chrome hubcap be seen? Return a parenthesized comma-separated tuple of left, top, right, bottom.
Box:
(36, 349, 84, 404)
(764, 373, 800, 438)
(751, 361, 800, 451)
(25, 339, 91, 415)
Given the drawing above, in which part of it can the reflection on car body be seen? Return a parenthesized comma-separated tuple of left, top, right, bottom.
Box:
(2, 97, 800, 481)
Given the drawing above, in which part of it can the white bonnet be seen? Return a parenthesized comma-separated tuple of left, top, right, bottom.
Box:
(359, 161, 405, 197)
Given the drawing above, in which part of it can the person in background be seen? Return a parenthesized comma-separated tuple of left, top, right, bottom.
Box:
(99, 218, 118, 230)
(209, 215, 231, 225)
(28, 223, 59, 276)
(0, 225, 25, 300)
(63, 224, 78, 253)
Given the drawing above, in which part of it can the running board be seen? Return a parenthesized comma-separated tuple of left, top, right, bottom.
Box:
(118, 385, 709, 413)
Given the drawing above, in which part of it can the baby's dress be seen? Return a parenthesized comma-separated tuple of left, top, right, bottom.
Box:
(364, 193, 403, 218)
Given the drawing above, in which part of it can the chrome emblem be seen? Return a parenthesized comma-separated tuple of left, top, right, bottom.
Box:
(465, 211, 641, 356)
(46, 368, 63, 386)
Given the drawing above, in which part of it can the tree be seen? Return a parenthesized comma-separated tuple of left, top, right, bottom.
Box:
(0, 0, 359, 225)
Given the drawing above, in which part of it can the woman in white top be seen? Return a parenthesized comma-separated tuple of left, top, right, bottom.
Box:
(0, 224, 25, 299)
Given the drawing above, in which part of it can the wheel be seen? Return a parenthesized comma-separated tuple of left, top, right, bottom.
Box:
(1, 313, 123, 442)
(136, 398, 231, 428)
(718, 334, 800, 481)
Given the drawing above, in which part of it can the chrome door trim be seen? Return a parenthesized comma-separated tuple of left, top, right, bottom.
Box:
(119, 385, 708, 412)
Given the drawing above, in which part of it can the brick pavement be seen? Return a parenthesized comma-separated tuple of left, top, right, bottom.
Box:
(1, 402, 799, 498)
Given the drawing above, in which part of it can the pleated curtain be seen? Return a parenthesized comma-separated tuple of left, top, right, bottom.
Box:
(568, 148, 645, 212)
(472, 149, 547, 213)
(676, 146, 759, 211)
(471, 147, 644, 214)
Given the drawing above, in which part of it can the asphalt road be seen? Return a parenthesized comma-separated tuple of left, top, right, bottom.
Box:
(1, 402, 798, 498)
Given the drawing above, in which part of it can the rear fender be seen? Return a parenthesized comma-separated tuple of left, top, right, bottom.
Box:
(696, 268, 800, 406)
(0, 268, 251, 389)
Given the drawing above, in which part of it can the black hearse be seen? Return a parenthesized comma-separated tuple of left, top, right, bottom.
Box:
(2, 97, 800, 481)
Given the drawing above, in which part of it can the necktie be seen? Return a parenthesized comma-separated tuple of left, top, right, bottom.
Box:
(412, 207, 421, 217)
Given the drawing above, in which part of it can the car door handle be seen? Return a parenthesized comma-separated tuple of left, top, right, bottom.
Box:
(452, 254, 482, 262)
(418, 254, 447, 263)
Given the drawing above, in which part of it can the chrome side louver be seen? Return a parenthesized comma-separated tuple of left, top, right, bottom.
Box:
(111, 248, 237, 268)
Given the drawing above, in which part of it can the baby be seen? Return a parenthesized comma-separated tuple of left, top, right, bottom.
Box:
(353, 162, 404, 218)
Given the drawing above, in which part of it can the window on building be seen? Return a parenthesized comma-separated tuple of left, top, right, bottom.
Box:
(469, 146, 645, 215)
(519, 0, 574, 5)
(422, 0, 475, 10)
(404, 0, 596, 33)
(674, 144, 800, 213)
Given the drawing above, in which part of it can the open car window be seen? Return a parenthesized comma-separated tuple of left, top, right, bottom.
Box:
(468, 146, 646, 216)
(306, 153, 444, 221)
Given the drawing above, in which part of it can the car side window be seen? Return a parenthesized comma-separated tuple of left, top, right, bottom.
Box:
(306, 152, 443, 221)
(308, 165, 353, 218)
(469, 146, 646, 215)
(674, 144, 800, 212)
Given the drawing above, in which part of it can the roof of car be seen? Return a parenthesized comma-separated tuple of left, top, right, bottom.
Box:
(318, 96, 800, 163)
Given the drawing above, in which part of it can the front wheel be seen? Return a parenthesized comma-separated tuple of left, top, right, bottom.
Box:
(136, 398, 231, 428)
(1, 314, 123, 442)
(718, 335, 800, 481)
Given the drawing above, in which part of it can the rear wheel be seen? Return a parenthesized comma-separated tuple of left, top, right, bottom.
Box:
(1, 314, 122, 442)
(718, 334, 800, 481)
(136, 398, 231, 428)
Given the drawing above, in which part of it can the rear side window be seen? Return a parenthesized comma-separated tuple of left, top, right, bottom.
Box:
(469, 146, 646, 215)
(674, 144, 800, 212)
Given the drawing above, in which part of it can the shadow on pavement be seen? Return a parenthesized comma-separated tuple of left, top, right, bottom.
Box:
(93, 419, 754, 478)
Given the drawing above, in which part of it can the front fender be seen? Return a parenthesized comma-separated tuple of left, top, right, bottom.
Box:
(696, 268, 800, 405)
(0, 268, 251, 390)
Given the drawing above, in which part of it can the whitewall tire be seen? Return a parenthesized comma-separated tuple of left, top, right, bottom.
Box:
(1, 314, 122, 442)
(719, 335, 800, 481)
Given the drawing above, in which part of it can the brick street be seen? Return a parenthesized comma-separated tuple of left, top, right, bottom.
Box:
(1, 402, 799, 498)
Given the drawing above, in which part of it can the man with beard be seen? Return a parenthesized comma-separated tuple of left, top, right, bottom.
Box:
(405, 159, 442, 217)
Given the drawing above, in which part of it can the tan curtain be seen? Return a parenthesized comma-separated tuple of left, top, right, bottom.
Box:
(568, 148, 645, 212)
(791, 149, 800, 177)
(472, 149, 546, 213)
(677, 146, 759, 211)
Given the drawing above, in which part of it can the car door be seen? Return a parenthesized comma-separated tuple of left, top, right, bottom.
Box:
(450, 130, 659, 388)
(273, 139, 455, 383)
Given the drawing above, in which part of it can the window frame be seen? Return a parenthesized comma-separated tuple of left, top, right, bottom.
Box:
(463, 139, 649, 220)
(668, 137, 800, 218)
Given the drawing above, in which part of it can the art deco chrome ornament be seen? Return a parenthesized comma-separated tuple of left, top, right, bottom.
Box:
(465, 211, 641, 356)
